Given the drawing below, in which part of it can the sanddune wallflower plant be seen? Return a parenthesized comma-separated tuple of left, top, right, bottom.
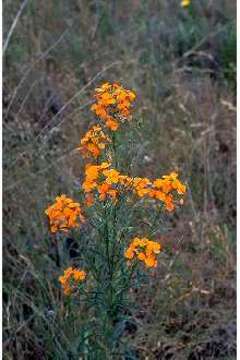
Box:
(44, 82, 186, 357)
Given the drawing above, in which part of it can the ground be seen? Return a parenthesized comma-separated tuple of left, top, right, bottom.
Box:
(3, 1, 236, 359)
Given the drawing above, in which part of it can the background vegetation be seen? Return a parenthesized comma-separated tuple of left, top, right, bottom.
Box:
(3, 0, 236, 359)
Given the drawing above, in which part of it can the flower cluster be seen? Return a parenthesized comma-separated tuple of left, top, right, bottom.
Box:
(133, 172, 186, 211)
(82, 162, 119, 203)
(77, 125, 111, 158)
(91, 82, 136, 131)
(82, 162, 186, 211)
(125, 237, 161, 268)
(59, 267, 86, 295)
(45, 195, 85, 233)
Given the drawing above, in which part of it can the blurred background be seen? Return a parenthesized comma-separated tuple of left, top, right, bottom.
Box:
(3, 0, 236, 359)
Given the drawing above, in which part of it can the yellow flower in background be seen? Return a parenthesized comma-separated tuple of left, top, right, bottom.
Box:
(181, 0, 191, 8)
(59, 267, 86, 295)
(45, 195, 85, 233)
(125, 237, 161, 268)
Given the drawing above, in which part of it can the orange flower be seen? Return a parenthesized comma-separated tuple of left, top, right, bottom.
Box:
(81, 160, 186, 211)
(83, 162, 111, 193)
(82, 179, 97, 193)
(105, 117, 119, 131)
(59, 267, 86, 295)
(107, 189, 118, 201)
(90, 103, 108, 118)
(118, 175, 134, 187)
(91, 82, 136, 131)
(133, 177, 152, 197)
(125, 237, 161, 268)
(164, 194, 175, 212)
(45, 195, 85, 233)
(98, 182, 111, 201)
(82, 163, 123, 204)
(171, 175, 187, 194)
(102, 168, 120, 184)
(78, 125, 111, 158)
(85, 193, 94, 207)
